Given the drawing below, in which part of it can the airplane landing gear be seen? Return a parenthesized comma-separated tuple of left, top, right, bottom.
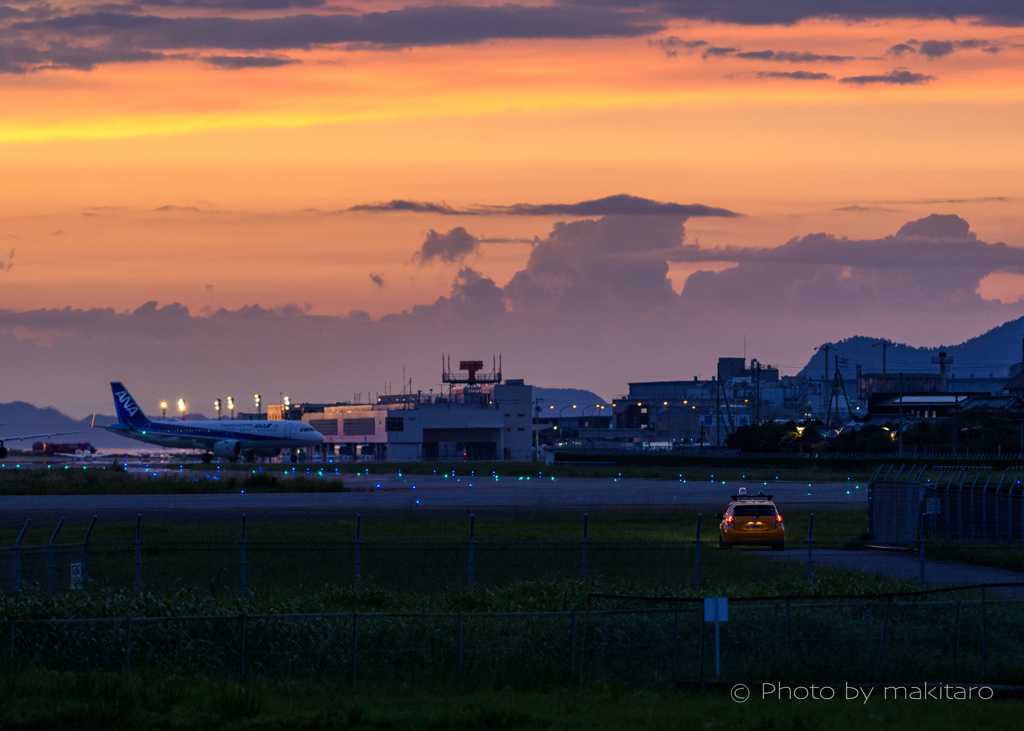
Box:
(201, 452, 213, 464)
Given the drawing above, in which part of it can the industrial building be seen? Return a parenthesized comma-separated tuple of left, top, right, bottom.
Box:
(268, 361, 534, 462)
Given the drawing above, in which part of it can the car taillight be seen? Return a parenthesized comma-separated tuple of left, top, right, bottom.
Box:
(776, 514, 783, 524)
(726, 515, 733, 525)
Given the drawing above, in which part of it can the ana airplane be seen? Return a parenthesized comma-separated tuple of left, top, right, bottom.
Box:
(103, 382, 324, 462)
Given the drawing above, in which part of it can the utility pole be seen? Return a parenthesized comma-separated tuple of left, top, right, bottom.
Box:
(932, 351, 954, 392)
(872, 340, 890, 377)
(898, 373, 904, 458)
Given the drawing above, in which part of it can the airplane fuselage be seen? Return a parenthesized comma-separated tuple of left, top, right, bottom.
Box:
(105, 419, 323, 454)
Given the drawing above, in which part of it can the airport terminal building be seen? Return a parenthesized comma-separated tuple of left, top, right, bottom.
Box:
(268, 378, 533, 462)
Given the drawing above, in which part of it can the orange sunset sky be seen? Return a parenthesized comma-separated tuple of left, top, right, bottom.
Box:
(2, 1, 1024, 413)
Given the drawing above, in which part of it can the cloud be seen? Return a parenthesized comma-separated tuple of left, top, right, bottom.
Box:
(0, 39, 173, 74)
(369, 272, 384, 288)
(414, 227, 480, 265)
(3, 213, 1024, 418)
(755, 70, 833, 80)
(481, 194, 739, 218)
(647, 35, 706, 58)
(347, 194, 740, 218)
(0, 248, 12, 273)
(702, 46, 737, 58)
(571, 1, 1024, 27)
(839, 69, 934, 85)
(347, 200, 461, 215)
(887, 38, 1003, 57)
(736, 50, 854, 63)
(204, 54, 297, 69)
(888, 43, 916, 56)
(918, 40, 955, 58)
(13, 6, 660, 53)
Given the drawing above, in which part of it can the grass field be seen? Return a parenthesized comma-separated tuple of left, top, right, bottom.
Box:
(0, 671, 1018, 731)
(0, 466, 345, 496)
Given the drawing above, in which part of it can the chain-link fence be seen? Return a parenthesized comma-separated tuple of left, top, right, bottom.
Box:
(3, 514, 1024, 595)
(3, 586, 1022, 686)
(870, 464, 1024, 544)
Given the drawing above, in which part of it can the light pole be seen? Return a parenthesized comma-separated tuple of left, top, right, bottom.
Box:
(227, 396, 234, 420)
(255, 394, 261, 417)
(177, 398, 186, 421)
(160, 402, 167, 419)
(215, 398, 222, 421)
(558, 405, 577, 446)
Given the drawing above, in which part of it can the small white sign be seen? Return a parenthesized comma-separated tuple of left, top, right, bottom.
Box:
(704, 597, 728, 622)
(70, 563, 83, 590)
(926, 498, 941, 516)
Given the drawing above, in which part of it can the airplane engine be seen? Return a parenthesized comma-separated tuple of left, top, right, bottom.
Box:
(0, 445, 7, 459)
(212, 440, 242, 459)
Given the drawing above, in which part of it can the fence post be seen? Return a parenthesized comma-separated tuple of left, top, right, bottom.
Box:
(355, 514, 361, 580)
(351, 612, 358, 684)
(13, 520, 30, 593)
(134, 515, 142, 590)
(569, 610, 576, 679)
(919, 512, 925, 585)
(457, 613, 464, 672)
(48, 518, 65, 593)
(807, 513, 814, 586)
(125, 616, 132, 672)
(695, 514, 702, 587)
(468, 515, 475, 587)
(240, 514, 247, 598)
(953, 600, 961, 675)
(240, 614, 246, 678)
(83, 516, 97, 590)
(582, 514, 588, 580)
(981, 585, 988, 682)
(672, 606, 679, 681)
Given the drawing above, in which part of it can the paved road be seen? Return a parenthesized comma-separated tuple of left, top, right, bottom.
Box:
(0, 474, 865, 523)
(765, 547, 1024, 598)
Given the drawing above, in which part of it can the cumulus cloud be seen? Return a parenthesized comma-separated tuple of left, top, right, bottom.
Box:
(4, 213, 1024, 417)
(414, 227, 480, 265)
(839, 69, 934, 85)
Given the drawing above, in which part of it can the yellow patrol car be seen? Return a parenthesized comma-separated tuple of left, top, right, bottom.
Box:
(717, 490, 785, 550)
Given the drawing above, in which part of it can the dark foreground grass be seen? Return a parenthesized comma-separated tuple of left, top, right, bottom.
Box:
(0, 671, 1017, 731)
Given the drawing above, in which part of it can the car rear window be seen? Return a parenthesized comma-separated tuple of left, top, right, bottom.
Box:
(733, 505, 777, 517)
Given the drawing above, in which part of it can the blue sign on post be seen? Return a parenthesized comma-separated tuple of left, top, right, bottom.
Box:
(704, 597, 728, 678)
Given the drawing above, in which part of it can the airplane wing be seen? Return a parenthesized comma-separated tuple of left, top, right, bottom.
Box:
(0, 430, 84, 443)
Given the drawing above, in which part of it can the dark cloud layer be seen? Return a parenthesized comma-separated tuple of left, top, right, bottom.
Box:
(13, 5, 659, 51)
(574, 1, 1024, 27)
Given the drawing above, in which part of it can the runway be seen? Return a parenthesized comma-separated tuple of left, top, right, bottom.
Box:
(0, 473, 867, 523)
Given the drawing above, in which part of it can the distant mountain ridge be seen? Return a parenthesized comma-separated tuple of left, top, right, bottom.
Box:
(0, 402, 212, 449)
(800, 316, 1024, 380)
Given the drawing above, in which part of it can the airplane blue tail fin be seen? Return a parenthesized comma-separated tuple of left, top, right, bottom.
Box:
(110, 382, 150, 430)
